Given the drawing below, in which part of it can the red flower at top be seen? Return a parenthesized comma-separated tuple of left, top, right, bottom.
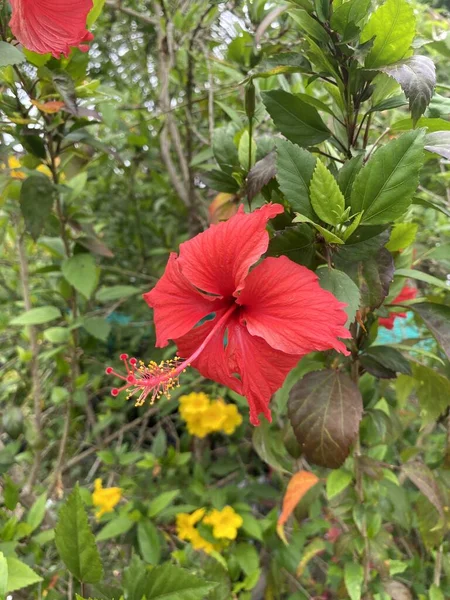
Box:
(378, 284, 417, 330)
(9, 0, 94, 58)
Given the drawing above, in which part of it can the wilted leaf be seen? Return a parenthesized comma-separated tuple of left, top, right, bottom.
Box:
(31, 99, 66, 114)
(380, 56, 436, 123)
(351, 130, 425, 224)
(383, 580, 413, 600)
(361, 0, 415, 68)
(277, 471, 319, 543)
(246, 152, 276, 201)
(409, 302, 450, 360)
(262, 90, 330, 147)
(288, 370, 363, 468)
(402, 461, 445, 519)
(55, 485, 103, 583)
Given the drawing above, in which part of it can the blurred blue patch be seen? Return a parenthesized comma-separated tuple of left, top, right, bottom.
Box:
(376, 312, 434, 350)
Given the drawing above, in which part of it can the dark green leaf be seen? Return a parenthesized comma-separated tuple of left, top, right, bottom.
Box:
(409, 302, 450, 360)
(52, 70, 78, 115)
(338, 154, 364, 202)
(268, 225, 316, 268)
(82, 317, 111, 342)
(379, 56, 436, 123)
(317, 268, 360, 326)
(360, 0, 416, 68)
(200, 170, 240, 193)
(20, 175, 55, 241)
(254, 53, 311, 78)
(350, 129, 425, 224)
(145, 563, 217, 600)
(276, 139, 316, 219)
(262, 90, 330, 147)
(289, 9, 330, 43)
(288, 370, 363, 468)
(361, 346, 411, 376)
(137, 520, 161, 565)
(55, 485, 103, 583)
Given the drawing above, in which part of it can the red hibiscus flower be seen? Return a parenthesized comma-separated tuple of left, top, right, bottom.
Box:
(379, 284, 417, 330)
(9, 0, 94, 58)
(107, 204, 350, 425)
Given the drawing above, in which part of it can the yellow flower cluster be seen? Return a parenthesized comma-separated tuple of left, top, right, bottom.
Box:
(179, 392, 242, 438)
(4, 156, 63, 180)
(92, 478, 122, 519)
(175, 506, 243, 553)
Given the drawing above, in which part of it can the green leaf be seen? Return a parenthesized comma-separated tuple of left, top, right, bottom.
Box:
(293, 213, 345, 244)
(331, 0, 371, 39)
(409, 302, 450, 361)
(379, 56, 436, 123)
(429, 584, 445, 600)
(96, 285, 141, 303)
(344, 563, 364, 600)
(276, 139, 316, 219)
(26, 493, 47, 533)
(411, 364, 450, 425)
(254, 52, 311, 79)
(200, 170, 240, 193)
(317, 268, 360, 326)
(0, 553, 7, 598)
(252, 420, 292, 474)
(326, 469, 353, 499)
(238, 130, 257, 170)
(137, 521, 161, 565)
(385, 222, 418, 251)
(148, 490, 180, 518)
(82, 317, 111, 342)
(309, 160, 345, 225)
(212, 125, 239, 173)
(350, 129, 425, 224)
(55, 485, 103, 583)
(289, 9, 330, 43)
(262, 90, 330, 147)
(268, 224, 316, 268)
(338, 154, 364, 202)
(20, 175, 55, 241)
(23, 49, 51, 66)
(87, 0, 106, 26)
(394, 268, 448, 290)
(361, 0, 416, 68)
(392, 117, 450, 132)
(62, 254, 97, 299)
(424, 130, 450, 160)
(11, 306, 61, 326)
(234, 543, 259, 576)
(145, 563, 217, 600)
(5, 558, 42, 594)
(43, 327, 71, 344)
(288, 370, 363, 468)
(361, 346, 411, 377)
(0, 41, 25, 67)
(96, 517, 134, 542)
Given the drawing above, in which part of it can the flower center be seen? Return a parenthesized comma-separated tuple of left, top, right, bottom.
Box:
(106, 304, 236, 406)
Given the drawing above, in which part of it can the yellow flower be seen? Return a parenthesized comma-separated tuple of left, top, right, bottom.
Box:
(200, 401, 227, 433)
(175, 509, 214, 553)
(92, 478, 122, 519)
(185, 412, 211, 438)
(218, 401, 242, 434)
(7, 156, 26, 179)
(179, 392, 210, 418)
(203, 506, 243, 540)
(190, 529, 215, 554)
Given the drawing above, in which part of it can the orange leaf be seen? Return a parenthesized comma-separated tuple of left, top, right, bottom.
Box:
(31, 100, 65, 114)
(277, 470, 319, 544)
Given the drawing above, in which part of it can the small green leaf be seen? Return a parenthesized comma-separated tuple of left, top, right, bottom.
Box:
(137, 521, 161, 565)
(234, 543, 259, 576)
(55, 485, 103, 583)
(96, 285, 141, 303)
(82, 317, 111, 342)
(326, 469, 352, 499)
(429, 584, 445, 600)
(96, 517, 134, 542)
(361, 0, 416, 68)
(0, 552, 7, 598)
(26, 493, 47, 533)
(344, 562, 363, 600)
(350, 129, 425, 224)
(20, 175, 55, 241)
(148, 490, 180, 518)
(338, 154, 364, 202)
(0, 41, 25, 67)
(293, 214, 345, 244)
(62, 254, 98, 299)
(310, 160, 345, 225)
(411, 364, 450, 425)
(5, 558, 42, 594)
(11, 306, 61, 326)
(289, 9, 330, 43)
(43, 327, 71, 344)
(395, 268, 448, 290)
(200, 170, 240, 193)
(87, 0, 106, 26)
(262, 90, 330, 147)
(331, 0, 371, 38)
(145, 563, 217, 600)
(385, 222, 418, 251)
(317, 268, 360, 326)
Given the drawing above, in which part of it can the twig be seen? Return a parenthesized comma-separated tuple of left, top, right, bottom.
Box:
(105, 0, 157, 25)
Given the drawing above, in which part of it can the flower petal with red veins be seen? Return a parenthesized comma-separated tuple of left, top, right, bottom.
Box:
(178, 203, 283, 298)
(238, 257, 351, 356)
(175, 309, 243, 396)
(9, 0, 94, 58)
(144, 253, 225, 347)
(227, 315, 302, 425)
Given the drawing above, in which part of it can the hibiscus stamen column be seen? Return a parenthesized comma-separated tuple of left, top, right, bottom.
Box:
(106, 304, 236, 405)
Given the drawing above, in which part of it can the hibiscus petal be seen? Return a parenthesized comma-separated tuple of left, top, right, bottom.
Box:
(174, 309, 243, 396)
(178, 203, 284, 298)
(9, 0, 94, 58)
(144, 253, 225, 347)
(227, 315, 302, 425)
(238, 257, 351, 356)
